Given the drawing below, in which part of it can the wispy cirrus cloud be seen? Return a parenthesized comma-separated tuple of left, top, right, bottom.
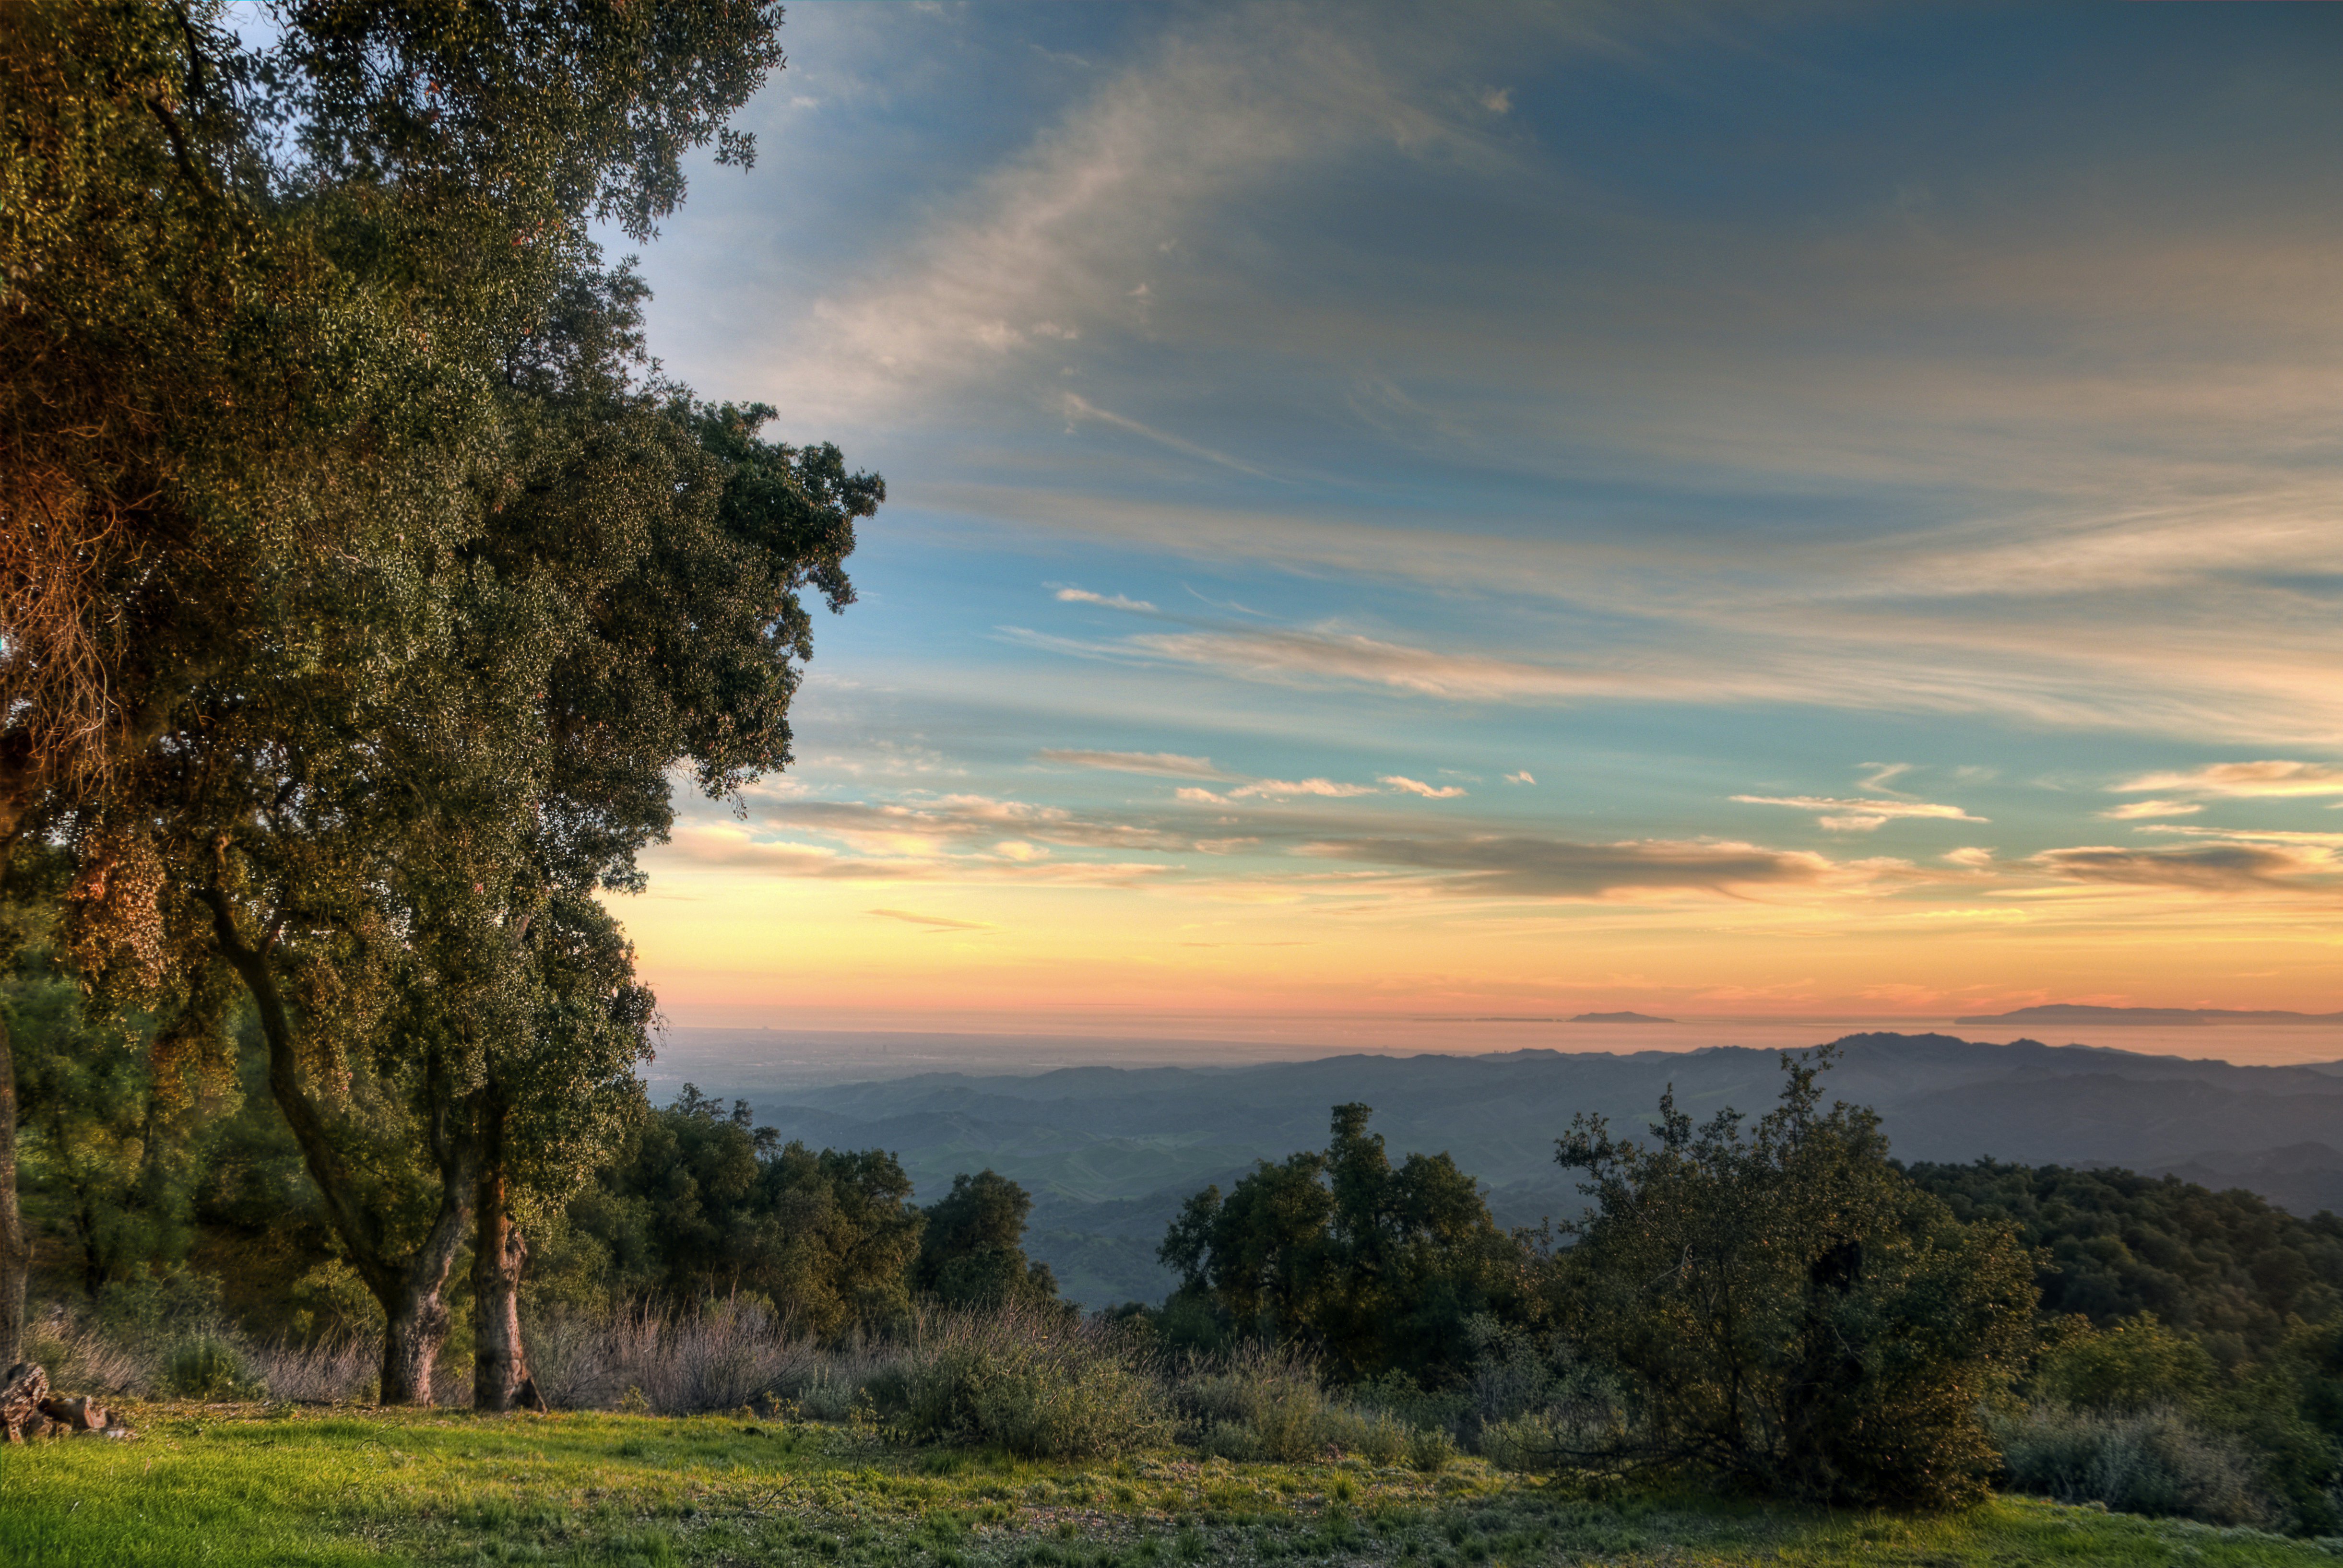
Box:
(2100, 799, 2203, 821)
(963, 485, 2343, 747)
(868, 908, 1000, 933)
(1036, 748, 1233, 780)
(1732, 795, 1986, 833)
(1053, 587, 1160, 613)
(1292, 834, 1849, 900)
(2112, 761, 2343, 800)
(747, 3, 1597, 429)
(667, 821, 1184, 888)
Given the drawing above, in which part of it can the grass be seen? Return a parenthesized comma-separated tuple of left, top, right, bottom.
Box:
(2, 1404, 2339, 1567)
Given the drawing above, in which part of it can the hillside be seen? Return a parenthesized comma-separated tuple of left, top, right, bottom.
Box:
(711, 1033, 2343, 1308)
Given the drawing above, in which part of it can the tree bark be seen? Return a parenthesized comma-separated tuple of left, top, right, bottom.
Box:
(199, 885, 475, 1405)
(471, 1086, 533, 1412)
(380, 1290, 453, 1407)
(0, 1010, 28, 1368)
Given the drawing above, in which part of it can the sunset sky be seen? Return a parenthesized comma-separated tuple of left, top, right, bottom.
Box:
(605, 2, 2343, 1037)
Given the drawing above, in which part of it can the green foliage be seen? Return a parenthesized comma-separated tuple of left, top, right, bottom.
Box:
(1552, 1047, 2039, 1508)
(161, 1333, 265, 1401)
(2, 0, 864, 1403)
(2013, 1313, 2343, 1534)
(918, 1168, 1062, 1311)
(1905, 1158, 2343, 1363)
(2034, 1314, 2220, 1413)
(1992, 1403, 2272, 1527)
(5, 957, 211, 1293)
(1160, 1104, 1523, 1379)
(570, 1086, 924, 1337)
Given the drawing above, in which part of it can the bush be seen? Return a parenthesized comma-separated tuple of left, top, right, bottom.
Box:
(1172, 1343, 1434, 1464)
(1993, 1403, 2272, 1527)
(1407, 1424, 1457, 1474)
(162, 1334, 266, 1400)
(1552, 1047, 2037, 1508)
(1178, 1344, 1338, 1460)
(869, 1305, 1170, 1459)
(1479, 1412, 1565, 1474)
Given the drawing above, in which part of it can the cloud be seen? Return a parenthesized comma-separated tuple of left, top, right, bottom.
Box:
(953, 487, 2343, 748)
(1381, 775, 1467, 799)
(1731, 795, 1986, 832)
(1856, 762, 1915, 797)
(868, 908, 1000, 932)
(2100, 799, 2203, 820)
(755, 5, 1566, 426)
(666, 818, 1183, 888)
(1942, 847, 1995, 869)
(664, 825, 949, 880)
(1036, 748, 1232, 780)
(2140, 825, 2343, 850)
(2027, 842, 2335, 892)
(1233, 778, 1378, 800)
(1061, 394, 1272, 477)
(1054, 587, 1159, 613)
(1503, 770, 1535, 785)
(2112, 761, 2343, 799)
(1294, 834, 1838, 900)
(1008, 620, 1701, 703)
(770, 795, 1202, 853)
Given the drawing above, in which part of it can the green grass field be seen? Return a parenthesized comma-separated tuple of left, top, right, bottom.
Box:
(1, 1405, 2335, 1568)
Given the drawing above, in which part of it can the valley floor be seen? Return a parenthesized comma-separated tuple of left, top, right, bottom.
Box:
(0, 1406, 2333, 1568)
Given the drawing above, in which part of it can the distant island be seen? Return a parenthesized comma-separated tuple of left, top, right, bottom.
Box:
(1570, 1011, 1675, 1024)
(1955, 1004, 2343, 1027)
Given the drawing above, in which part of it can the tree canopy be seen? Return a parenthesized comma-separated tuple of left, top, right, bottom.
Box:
(1160, 1103, 1525, 1379)
(0, 0, 884, 1404)
(1549, 1049, 2039, 1508)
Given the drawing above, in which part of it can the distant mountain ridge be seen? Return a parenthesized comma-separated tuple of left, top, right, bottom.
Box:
(1953, 1003, 2343, 1026)
(719, 1032, 2343, 1308)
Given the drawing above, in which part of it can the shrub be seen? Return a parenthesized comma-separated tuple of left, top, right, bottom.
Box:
(1407, 1424, 1457, 1473)
(869, 1305, 1170, 1459)
(1174, 1344, 1363, 1461)
(162, 1334, 265, 1400)
(1479, 1412, 1565, 1474)
(1355, 1409, 1411, 1467)
(1993, 1403, 2272, 1527)
(1552, 1047, 2037, 1508)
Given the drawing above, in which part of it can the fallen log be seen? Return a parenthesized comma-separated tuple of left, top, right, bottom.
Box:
(1, 1361, 48, 1442)
(39, 1393, 108, 1431)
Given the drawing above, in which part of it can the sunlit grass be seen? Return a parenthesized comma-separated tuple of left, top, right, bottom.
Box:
(1, 1403, 2335, 1566)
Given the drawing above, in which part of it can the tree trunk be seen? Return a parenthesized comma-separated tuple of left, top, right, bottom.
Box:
(380, 1289, 453, 1406)
(472, 1090, 533, 1412)
(0, 1010, 27, 1368)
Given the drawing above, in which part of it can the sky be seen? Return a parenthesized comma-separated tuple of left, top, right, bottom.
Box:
(603, 1, 2343, 1043)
